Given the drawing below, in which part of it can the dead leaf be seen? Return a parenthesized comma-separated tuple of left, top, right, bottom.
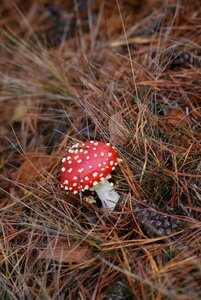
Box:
(0, 197, 14, 210)
(38, 237, 91, 264)
(109, 112, 129, 146)
(165, 109, 189, 128)
(11, 103, 28, 123)
(14, 153, 52, 184)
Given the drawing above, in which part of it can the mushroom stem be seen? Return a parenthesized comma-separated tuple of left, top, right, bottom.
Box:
(93, 180, 120, 211)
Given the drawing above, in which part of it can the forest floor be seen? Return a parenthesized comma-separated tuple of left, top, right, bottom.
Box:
(0, 0, 201, 299)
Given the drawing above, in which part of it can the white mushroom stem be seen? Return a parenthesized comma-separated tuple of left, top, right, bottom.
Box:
(92, 180, 120, 211)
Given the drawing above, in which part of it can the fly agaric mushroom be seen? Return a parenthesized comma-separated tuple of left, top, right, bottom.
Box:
(60, 141, 120, 211)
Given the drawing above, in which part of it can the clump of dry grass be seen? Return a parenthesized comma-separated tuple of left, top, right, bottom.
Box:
(0, 0, 201, 299)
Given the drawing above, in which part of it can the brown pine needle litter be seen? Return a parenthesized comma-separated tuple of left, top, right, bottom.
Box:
(0, 0, 201, 299)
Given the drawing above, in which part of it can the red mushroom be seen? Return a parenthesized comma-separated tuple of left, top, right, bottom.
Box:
(60, 141, 120, 211)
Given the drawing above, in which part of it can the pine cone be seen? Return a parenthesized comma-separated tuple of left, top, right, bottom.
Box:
(169, 51, 192, 69)
(104, 280, 132, 300)
(168, 51, 201, 69)
(133, 204, 184, 238)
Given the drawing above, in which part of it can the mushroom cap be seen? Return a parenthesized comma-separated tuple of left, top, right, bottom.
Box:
(60, 141, 118, 194)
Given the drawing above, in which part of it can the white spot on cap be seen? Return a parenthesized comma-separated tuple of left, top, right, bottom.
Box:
(93, 172, 99, 177)
(61, 167, 66, 172)
(110, 161, 114, 166)
(74, 149, 79, 153)
(108, 153, 112, 157)
(100, 152, 104, 157)
(69, 149, 74, 153)
(98, 163, 102, 167)
(73, 190, 78, 194)
(65, 186, 68, 190)
(84, 185, 89, 190)
(69, 187, 73, 191)
(101, 168, 105, 171)
(68, 161, 72, 164)
(94, 142, 99, 146)
(94, 154, 98, 158)
(93, 181, 98, 186)
(68, 168, 73, 173)
(77, 159, 82, 163)
(89, 165, 93, 169)
(112, 167, 115, 171)
(73, 183, 77, 187)
(62, 157, 66, 163)
(85, 176, 89, 181)
(93, 147, 97, 151)
(61, 184, 64, 188)
(86, 156, 90, 160)
(67, 156, 71, 160)
(100, 173, 103, 177)
(103, 162, 107, 165)
(90, 141, 94, 143)
(64, 180, 69, 184)
(84, 150, 88, 154)
(73, 176, 77, 180)
(106, 143, 110, 146)
(80, 179, 84, 183)
(80, 149, 83, 153)
(115, 162, 117, 166)
(100, 177, 105, 181)
(82, 143, 85, 146)
(78, 168, 84, 173)
(74, 156, 79, 160)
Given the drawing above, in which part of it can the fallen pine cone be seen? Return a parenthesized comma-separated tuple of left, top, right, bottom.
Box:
(168, 51, 201, 69)
(133, 203, 185, 239)
(104, 280, 132, 300)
